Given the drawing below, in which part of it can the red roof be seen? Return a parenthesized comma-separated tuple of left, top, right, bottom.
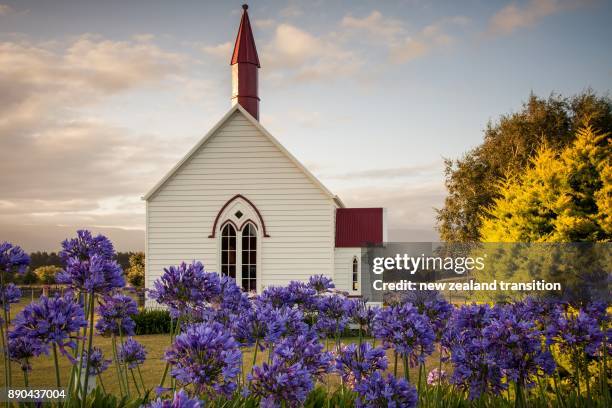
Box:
(231, 5, 260, 67)
(335, 208, 384, 247)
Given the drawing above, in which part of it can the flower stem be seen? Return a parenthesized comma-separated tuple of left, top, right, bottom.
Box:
(81, 294, 95, 408)
(111, 335, 126, 397)
(52, 343, 61, 388)
(130, 368, 141, 397)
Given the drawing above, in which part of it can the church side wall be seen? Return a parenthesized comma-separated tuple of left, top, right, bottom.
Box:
(333, 247, 362, 295)
(145, 111, 336, 296)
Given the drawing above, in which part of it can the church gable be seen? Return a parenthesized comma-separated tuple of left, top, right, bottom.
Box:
(144, 106, 338, 205)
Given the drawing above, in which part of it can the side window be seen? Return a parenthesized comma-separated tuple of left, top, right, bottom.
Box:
(352, 257, 359, 291)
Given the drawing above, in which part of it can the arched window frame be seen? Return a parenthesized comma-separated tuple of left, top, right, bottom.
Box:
(220, 222, 237, 279)
(217, 218, 260, 293)
(241, 222, 257, 292)
(352, 256, 360, 292)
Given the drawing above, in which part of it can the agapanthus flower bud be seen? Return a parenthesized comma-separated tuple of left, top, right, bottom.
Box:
(118, 337, 147, 369)
(80, 346, 111, 376)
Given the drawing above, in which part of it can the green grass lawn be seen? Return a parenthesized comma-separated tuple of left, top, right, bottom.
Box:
(0, 334, 446, 396)
(0, 299, 448, 396)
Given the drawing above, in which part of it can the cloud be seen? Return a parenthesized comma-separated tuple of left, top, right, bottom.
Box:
(340, 10, 469, 64)
(341, 11, 406, 42)
(488, 0, 580, 35)
(0, 35, 189, 234)
(201, 41, 232, 59)
(255, 18, 276, 29)
(279, 4, 303, 18)
(262, 23, 362, 82)
(0, 4, 12, 16)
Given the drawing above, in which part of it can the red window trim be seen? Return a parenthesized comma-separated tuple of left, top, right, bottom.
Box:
(209, 194, 270, 238)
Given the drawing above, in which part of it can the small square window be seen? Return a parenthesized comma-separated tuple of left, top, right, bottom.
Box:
(235, 210, 243, 219)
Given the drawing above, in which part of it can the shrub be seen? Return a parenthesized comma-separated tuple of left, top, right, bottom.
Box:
(34, 265, 62, 285)
(126, 252, 145, 288)
(133, 308, 172, 335)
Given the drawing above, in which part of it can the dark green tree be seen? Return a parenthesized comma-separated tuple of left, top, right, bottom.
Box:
(436, 91, 612, 242)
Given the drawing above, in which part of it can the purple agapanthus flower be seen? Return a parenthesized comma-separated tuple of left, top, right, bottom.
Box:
(373, 302, 435, 364)
(286, 281, 317, 310)
(208, 275, 251, 320)
(257, 286, 294, 308)
(10, 293, 87, 361)
(165, 322, 241, 397)
(335, 342, 388, 385)
(403, 292, 453, 339)
(271, 332, 333, 379)
(554, 309, 604, 357)
(248, 360, 313, 408)
(347, 299, 378, 336)
(266, 306, 309, 345)
(315, 294, 351, 337)
(0, 241, 30, 274)
(0, 283, 21, 311)
(307, 275, 334, 293)
(232, 303, 271, 349)
(443, 304, 506, 400)
(81, 346, 111, 376)
(354, 371, 418, 408)
(57, 230, 125, 294)
(148, 261, 221, 318)
(95, 294, 139, 337)
(58, 230, 115, 261)
(118, 337, 147, 369)
(57, 255, 124, 295)
(8, 336, 43, 373)
(483, 306, 555, 387)
(149, 389, 202, 408)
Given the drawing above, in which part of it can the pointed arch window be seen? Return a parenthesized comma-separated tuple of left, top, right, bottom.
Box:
(221, 223, 237, 279)
(352, 257, 359, 291)
(241, 223, 257, 292)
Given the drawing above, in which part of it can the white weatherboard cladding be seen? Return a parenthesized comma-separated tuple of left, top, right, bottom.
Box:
(145, 110, 337, 293)
(333, 247, 361, 295)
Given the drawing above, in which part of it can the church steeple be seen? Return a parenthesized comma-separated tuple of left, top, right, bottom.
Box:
(231, 4, 260, 120)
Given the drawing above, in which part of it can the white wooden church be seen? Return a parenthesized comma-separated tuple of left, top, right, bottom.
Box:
(144, 5, 386, 296)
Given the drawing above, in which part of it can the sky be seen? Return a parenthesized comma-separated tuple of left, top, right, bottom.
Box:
(1, 0, 611, 252)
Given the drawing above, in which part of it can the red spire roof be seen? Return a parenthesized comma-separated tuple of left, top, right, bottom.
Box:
(231, 4, 260, 67)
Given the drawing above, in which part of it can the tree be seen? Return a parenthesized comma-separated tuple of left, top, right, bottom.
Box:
(474, 126, 610, 304)
(436, 91, 612, 242)
(34, 265, 62, 285)
(480, 126, 610, 242)
(126, 252, 145, 288)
